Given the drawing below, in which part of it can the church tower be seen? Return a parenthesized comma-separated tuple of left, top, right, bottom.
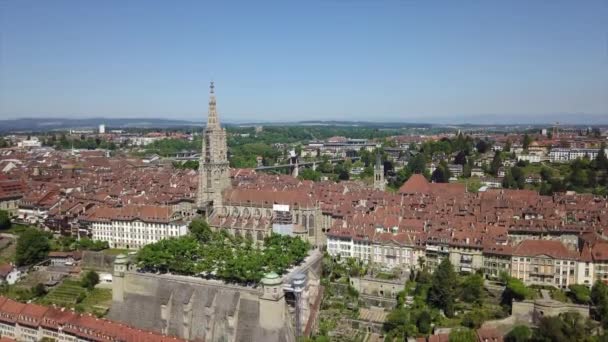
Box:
(373, 153, 385, 191)
(197, 82, 231, 211)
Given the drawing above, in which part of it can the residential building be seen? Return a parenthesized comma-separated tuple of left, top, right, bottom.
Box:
(84, 205, 187, 249)
(509, 240, 578, 288)
(549, 148, 602, 163)
(0, 264, 21, 285)
(0, 296, 183, 341)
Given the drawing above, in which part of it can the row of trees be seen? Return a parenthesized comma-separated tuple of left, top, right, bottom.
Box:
(137, 219, 310, 283)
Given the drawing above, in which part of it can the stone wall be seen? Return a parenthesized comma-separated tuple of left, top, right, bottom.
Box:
(511, 299, 589, 324)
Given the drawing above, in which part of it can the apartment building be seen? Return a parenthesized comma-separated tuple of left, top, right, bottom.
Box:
(84, 205, 188, 249)
(510, 240, 579, 288)
(549, 148, 602, 163)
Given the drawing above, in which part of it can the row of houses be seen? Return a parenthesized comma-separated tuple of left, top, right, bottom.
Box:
(0, 296, 183, 342)
(327, 231, 608, 288)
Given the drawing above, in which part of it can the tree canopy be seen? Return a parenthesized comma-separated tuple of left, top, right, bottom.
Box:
(428, 258, 457, 317)
(0, 210, 10, 230)
(137, 220, 310, 283)
(15, 228, 51, 266)
(81, 270, 100, 290)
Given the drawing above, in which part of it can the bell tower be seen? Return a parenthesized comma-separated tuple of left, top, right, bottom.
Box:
(197, 82, 231, 212)
(373, 153, 385, 191)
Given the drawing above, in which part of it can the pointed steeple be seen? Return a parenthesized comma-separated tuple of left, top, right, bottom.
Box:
(207, 81, 220, 129)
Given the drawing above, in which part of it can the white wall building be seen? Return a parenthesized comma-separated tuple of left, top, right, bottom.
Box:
(549, 148, 603, 163)
(16, 137, 41, 148)
(85, 205, 188, 249)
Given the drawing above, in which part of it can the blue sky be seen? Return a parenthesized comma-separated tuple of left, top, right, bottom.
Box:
(1, 0, 607, 124)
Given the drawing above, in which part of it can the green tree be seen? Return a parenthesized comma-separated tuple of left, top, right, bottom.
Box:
(299, 168, 321, 182)
(454, 151, 467, 165)
(416, 310, 432, 334)
(533, 312, 593, 342)
(505, 325, 531, 342)
(596, 143, 608, 170)
(476, 140, 491, 153)
(568, 284, 591, 304)
(189, 219, 213, 243)
(490, 151, 502, 176)
(81, 270, 100, 290)
(449, 327, 476, 342)
(428, 258, 457, 317)
(15, 228, 50, 266)
(460, 273, 485, 304)
(461, 309, 485, 329)
(32, 283, 47, 297)
(0, 210, 11, 230)
(390, 167, 412, 188)
(522, 134, 532, 150)
(592, 280, 608, 327)
(502, 276, 532, 305)
(408, 153, 428, 175)
(431, 166, 448, 183)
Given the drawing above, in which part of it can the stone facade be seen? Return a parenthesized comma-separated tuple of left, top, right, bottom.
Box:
(197, 82, 231, 210)
(109, 252, 324, 342)
(211, 202, 324, 246)
(373, 154, 385, 191)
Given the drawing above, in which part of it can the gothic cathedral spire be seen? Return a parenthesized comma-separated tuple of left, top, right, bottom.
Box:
(207, 81, 220, 129)
(197, 82, 231, 211)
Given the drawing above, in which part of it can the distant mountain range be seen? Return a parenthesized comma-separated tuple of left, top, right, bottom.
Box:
(1, 115, 606, 133)
(0, 118, 201, 133)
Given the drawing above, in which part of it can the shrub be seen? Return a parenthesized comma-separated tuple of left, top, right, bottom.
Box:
(81, 271, 100, 290)
(505, 325, 531, 342)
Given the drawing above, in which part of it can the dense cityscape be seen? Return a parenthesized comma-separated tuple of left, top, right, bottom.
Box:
(0, 82, 607, 342)
(2, 1, 608, 342)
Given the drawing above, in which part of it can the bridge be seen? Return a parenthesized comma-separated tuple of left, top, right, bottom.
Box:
(255, 156, 360, 172)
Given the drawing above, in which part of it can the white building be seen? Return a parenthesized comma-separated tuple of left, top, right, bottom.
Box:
(130, 136, 163, 146)
(0, 264, 21, 285)
(84, 205, 188, 249)
(16, 137, 41, 148)
(549, 148, 602, 163)
(99, 124, 106, 134)
(326, 229, 422, 270)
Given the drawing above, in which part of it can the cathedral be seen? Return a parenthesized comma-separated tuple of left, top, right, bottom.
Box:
(196, 83, 326, 247)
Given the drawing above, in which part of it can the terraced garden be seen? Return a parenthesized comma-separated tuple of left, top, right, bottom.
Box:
(37, 278, 112, 316)
(40, 279, 87, 306)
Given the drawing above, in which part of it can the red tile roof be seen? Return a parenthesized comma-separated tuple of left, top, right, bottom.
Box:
(398, 174, 431, 194)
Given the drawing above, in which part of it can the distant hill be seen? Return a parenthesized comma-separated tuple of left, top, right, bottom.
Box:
(1, 115, 606, 133)
(0, 118, 201, 133)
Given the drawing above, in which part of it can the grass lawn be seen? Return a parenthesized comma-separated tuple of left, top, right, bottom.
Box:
(103, 248, 134, 256)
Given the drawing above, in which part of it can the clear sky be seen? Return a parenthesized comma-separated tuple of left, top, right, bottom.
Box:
(1, 0, 607, 124)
